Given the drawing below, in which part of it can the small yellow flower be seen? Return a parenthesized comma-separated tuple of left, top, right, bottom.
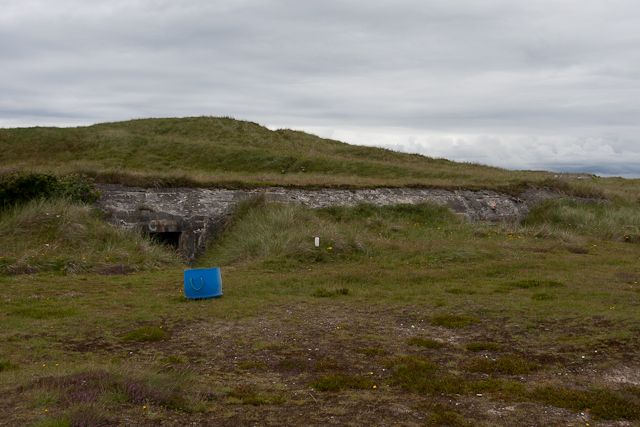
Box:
(143, 405, 148, 410)
(372, 385, 377, 389)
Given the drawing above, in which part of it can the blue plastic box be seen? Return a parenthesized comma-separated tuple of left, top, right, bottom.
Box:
(183, 267, 223, 300)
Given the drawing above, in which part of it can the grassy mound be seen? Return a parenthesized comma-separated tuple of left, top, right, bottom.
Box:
(0, 116, 624, 197)
(0, 199, 179, 274)
(201, 198, 459, 267)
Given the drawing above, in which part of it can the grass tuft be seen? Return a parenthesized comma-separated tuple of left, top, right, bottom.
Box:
(426, 404, 472, 427)
(407, 337, 444, 349)
(32, 369, 192, 411)
(464, 355, 539, 375)
(312, 287, 350, 297)
(33, 418, 71, 427)
(311, 374, 376, 392)
(431, 314, 478, 329)
(356, 347, 386, 356)
(531, 385, 640, 420)
(504, 279, 565, 289)
(237, 360, 267, 370)
(0, 359, 18, 372)
(532, 292, 554, 301)
(67, 404, 111, 427)
(226, 385, 285, 405)
(465, 342, 501, 352)
(445, 287, 476, 295)
(389, 356, 528, 397)
(9, 303, 78, 320)
(122, 326, 167, 342)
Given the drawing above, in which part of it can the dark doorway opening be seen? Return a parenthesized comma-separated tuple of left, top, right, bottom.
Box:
(150, 232, 182, 249)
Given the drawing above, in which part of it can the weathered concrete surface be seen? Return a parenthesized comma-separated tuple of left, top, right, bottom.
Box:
(96, 185, 558, 260)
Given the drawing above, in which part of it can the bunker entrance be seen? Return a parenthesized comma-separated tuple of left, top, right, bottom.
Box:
(150, 231, 182, 249)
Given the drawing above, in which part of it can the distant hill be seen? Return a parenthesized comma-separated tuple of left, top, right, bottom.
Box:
(0, 116, 635, 198)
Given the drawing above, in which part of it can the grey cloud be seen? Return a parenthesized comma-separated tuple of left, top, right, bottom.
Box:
(1, 0, 639, 176)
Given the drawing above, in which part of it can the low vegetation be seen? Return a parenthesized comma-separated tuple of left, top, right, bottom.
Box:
(430, 314, 478, 329)
(121, 326, 168, 342)
(311, 374, 376, 392)
(0, 198, 179, 274)
(464, 355, 539, 375)
(524, 198, 640, 242)
(531, 385, 640, 420)
(407, 337, 444, 349)
(226, 385, 285, 405)
(465, 341, 502, 352)
(1, 189, 639, 424)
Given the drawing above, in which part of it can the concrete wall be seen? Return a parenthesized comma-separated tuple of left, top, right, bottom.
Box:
(96, 185, 559, 261)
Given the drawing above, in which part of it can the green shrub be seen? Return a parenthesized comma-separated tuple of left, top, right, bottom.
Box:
(0, 173, 97, 210)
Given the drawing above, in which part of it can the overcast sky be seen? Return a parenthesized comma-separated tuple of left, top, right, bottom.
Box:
(2, 1, 639, 176)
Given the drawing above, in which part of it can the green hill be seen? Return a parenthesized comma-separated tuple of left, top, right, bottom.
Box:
(2, 116, 634, 198)
(2, 117, 640, 425)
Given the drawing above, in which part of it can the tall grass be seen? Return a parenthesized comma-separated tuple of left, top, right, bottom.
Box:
(523, 199, 640, 242)
(201, 199, 367, 266)
(201, 199, 460, 267)
(0, 199, 180, 274)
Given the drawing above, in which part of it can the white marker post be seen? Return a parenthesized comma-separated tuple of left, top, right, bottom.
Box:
(314, 236, 320, 248)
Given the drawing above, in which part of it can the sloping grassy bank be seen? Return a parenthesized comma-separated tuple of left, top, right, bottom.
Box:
(0, 116, 629, 198)
(0, 199, 179, 275)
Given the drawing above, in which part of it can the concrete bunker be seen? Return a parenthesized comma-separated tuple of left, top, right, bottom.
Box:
(150, 231, 182, 249)
(97, 185, 557, 263)
(141, 215, 228, 262)
(147, 219, 182, 249)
